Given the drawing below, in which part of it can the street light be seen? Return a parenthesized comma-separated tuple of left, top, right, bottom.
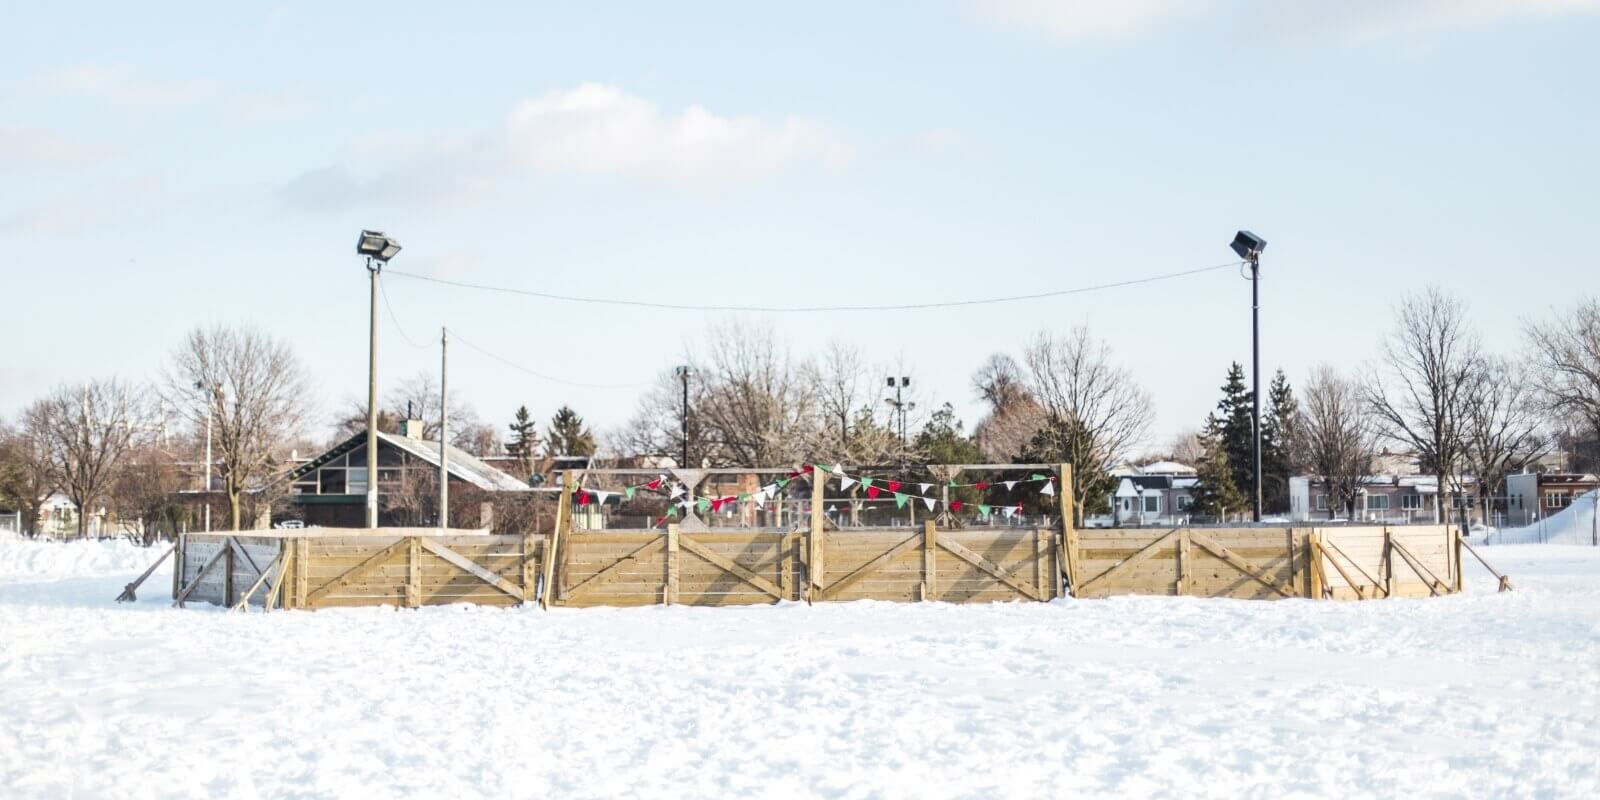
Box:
(886, 376, 914, 467)
(674, 365, 692, 468)
(193, 380, 218, 532)
(357, 230, 401, 528)
(1230, 230, 1267, 524)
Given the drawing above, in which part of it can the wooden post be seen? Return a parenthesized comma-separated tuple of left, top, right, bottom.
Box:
(541, 471, 575, 610)
(1308, 531, 1325, 600)
(295, 536, 308, 609)
(223, 537, 235, 607)
(1452, 527, 1464, 593)
(666, 524, 680, 605)
(406, 535, 421, 608)
(521, 532, 538, 603)
(1034, 527, 1048, 600)
(1177, 529, 1192, 595)
(1382, 529, 1395, 598)
(1058, 463, 1077, 595)
(922, 520, 938, 601)
(171, 533, 185, 601)
(779, 532, 793, 600)
(809, 468, 826, 600)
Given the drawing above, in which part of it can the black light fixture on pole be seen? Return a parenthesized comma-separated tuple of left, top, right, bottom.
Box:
(886, 376, 914, 469)
(674, 365, 692, 468)
(356, 229, 402, 528)
(1230, 230, 1267, 523)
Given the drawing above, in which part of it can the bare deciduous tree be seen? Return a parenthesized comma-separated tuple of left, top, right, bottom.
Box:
(1169, 428, 1206, 466)
(1461, 356, 1546, 519)
(1526, 298, 1600, 449)
(168, 325, 312, 530)
(36, 379, 144, 537)
(972, 352, 1045, 462)
(1021, 327, 1153, 523)
(1365, 288, 1479, 523)
(690, 321, 818, 466)
(0, 405, 57, 537)
(1300, 366, 1378, 520)
(813, 341, 869, 455)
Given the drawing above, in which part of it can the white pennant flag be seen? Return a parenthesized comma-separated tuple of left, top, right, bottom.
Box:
(923, 496, 936, 511)
(831, 463, 845, 476)
(918, 483, 932, 495)
(1040, 481, 1055, 496)
(1003, 480, 1017, 491)
(827, 504, 837, 513)
(670, 485, 686, 499)
(839, 475, 857, 490)
(764, 483, 779, 496)
(592, 490, 613, 505)
(1002, 505, 1017, 519)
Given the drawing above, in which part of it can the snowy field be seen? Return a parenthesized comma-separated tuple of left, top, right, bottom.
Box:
(2, 535, 1598, 798)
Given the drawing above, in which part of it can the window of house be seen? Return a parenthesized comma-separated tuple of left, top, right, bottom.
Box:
(1177, 496, 1194, 511)
(1315, 495, 1328, 511)
(1401, 494, 1422, 511)
(1143, 495, 1159, 514)
(1121, 498, 1132, 512)
(1366, 495, 1390, 511)
(1546, 492, 1570, 509)
(347, 467, 369, 495)
(319, 467, 346, 495)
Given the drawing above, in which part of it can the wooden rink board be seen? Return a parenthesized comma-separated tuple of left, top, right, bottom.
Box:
(172, 522, 1462, 609)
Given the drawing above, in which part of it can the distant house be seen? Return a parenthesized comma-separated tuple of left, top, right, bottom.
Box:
(1505, 472, 1598, 527)
(1108, 461, 1199, 526)
(1288, 474, 1482, 524)
(284, 420, 530, 528)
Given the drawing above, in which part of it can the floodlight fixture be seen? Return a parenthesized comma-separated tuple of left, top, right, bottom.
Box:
(356, 229, 402, 265)
(1229, 229, 1268, 523)
(1230, 230, 1266, 262)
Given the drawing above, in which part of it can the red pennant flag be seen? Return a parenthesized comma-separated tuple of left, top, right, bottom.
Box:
(786, 471, 799, 479)
(975, 481, 989, 490)
(646, 479, 661, 491)
(867, 486, 881, 499)
(654, 515, 666, 527)
(711, 498, 725, 512)
(803, 465, 814, 473)
(576, 490, 591, 506)
(950, 501, 964, 512)
(887, 480, 901, 493)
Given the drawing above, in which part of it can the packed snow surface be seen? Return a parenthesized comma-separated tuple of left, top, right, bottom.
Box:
(1490, 489, 1599, 545)
(2, 536, 1598, 798)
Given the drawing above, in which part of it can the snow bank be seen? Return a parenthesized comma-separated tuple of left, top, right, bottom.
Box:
(0, 531, 160, 583)
(1488, 490, 1600, 545)
(1, 542, 1597, 797)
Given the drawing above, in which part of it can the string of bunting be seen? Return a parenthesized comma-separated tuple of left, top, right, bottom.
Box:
(569, 464, 1058, 524)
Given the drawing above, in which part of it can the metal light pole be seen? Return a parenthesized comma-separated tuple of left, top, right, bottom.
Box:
(439, 327, 449, 530)
(886, 376, 913, 468)
(675, 365, 692, 468)
(1231, 231, 1267, 523)
(356, 230, 401, 528)
(194, 380, 214, 533)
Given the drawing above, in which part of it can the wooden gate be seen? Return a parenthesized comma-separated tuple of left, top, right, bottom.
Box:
(551, 529, 803, 607)
(1072, 528, 1310, 599)
(816, 523, 1057, 602)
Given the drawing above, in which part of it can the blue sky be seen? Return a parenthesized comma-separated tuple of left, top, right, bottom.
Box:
(3, 1, 1597, 450)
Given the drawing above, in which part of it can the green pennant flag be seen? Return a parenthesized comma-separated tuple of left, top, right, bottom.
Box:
(894, 492, 908, 509)
(978, 504, 991, 517)
(738, 493, 749, 502)
(1030, 473, 1046, 481)
(696, 498, 711, 513)
(814, 463, 830, 473)
(625, 487, 636, 501)
(776, 478, 790, 489)
(948, 479, 957, 487)
(862, 477, 875, 489)
(666, 505, 678, 518)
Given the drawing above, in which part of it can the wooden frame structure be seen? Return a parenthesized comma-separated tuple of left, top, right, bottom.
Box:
(164, 463, 1495, 610)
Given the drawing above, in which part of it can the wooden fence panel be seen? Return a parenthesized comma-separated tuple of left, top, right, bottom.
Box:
(819, 527, 1054, 603)
(1315, 525, 1455, 600)
(555, 530, 795, 608)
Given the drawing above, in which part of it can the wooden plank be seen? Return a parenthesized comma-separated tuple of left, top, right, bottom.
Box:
(223, 537, 235, 607)
(173, 542, 229, 606)
(924, 521, 938, 600)
(1076, 529, 1179, 594)
(809, 467, 826, 600)
(406, 536, 421, 608)
(1177, 529, 1192, 595)
(1321, 539, 1388, 597)
(1034, 528, 1047, 600)
(520, 533, 538, 602)
(820, 531, 925, 601)
(666, 525, 680, 606)
(304, 538, 410, 606)
(779, 532, 793, 599)
(542, 471, 574, 609)
(117, 543, 175, 603)
(1059, 463, 1077, 594)
(680, 535, 785, 600)
(1307, 532, 1326, 599)
(564, 537, 668, 598)
(1388, 537, 1447, 596)
(296, 537, 308, 608)
(268, 547, 291, 611)
(232, 551, 284, 612)
(1187, 532, 1292, 598)
(419, 538, 525, 600)
(937, 537, 1044, 601)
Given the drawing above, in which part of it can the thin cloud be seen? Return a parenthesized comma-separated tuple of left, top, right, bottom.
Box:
(0, 126, 117, 170)
(33, 62, 220, 107)
(970, 0, 1211, 41)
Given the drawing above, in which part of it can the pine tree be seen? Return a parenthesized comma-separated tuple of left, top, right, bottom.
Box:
(506, 406, 541, 476)
(1188, 432, 1244, 519)
(1202, 363, 1255, 510)
(546, 406, 596, 457)
(913, 403, 982, 465)
(1261, 370, 1299, 514)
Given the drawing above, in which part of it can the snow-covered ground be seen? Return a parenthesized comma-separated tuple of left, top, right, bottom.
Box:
(1487, 489, 1600, 546)
(2, 534, 1598, 798)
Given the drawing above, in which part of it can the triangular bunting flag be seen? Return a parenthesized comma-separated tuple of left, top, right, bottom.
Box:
(711, 498, 725, 512)
(1030, 473, 1047, 481)
(625, 486, 636, 501)
(667, 505, 678, 518)
(978, 504, 991, 517)
(593, 490, 612, 505)
(696, 498, 711, 513)
(831, 463, 844, 476)
(887, 480, 902, 493)
(827, 504, 837, 513)
(918, 483, 932, 494)
(950, 501, 964, 512)
(975, 481, 989, 490)
(1040, 481, 1055, 496)
(867, 485, 881, 499)
(670, 485, 686, 499)
(840, 475, 857, 490)
(576, 489, 590, 506)
(894, 492, 908, 509)
(862, 477, 875, 489)
(1003, 480, 1017, 491)
(646, 478, 662, 491)
(1002, 505, 1017, 519)
(776, 478, 790, 489)
(922, 497, 936, 511)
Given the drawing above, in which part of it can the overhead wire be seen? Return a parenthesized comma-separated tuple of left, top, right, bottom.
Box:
(448, 329, 655, 390)
(383, 260, 1246, 313)
(378, 274, 430, 350)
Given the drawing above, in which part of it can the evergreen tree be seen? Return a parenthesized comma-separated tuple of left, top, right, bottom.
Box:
(1261, 370, 1299, 514)
(1019, 417, 1112, 520)
(506, 406, 541, 476)
(1188, 432, 1244, 519)
(913, 403, 982, 465)
(545, 405, 596, 457)
(1202, 363, 1256, 510)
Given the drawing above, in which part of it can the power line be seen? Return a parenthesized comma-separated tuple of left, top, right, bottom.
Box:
(384, 260, 1245, 313)
(448, 329, 655, 390)
(378, 275, 430, 350)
